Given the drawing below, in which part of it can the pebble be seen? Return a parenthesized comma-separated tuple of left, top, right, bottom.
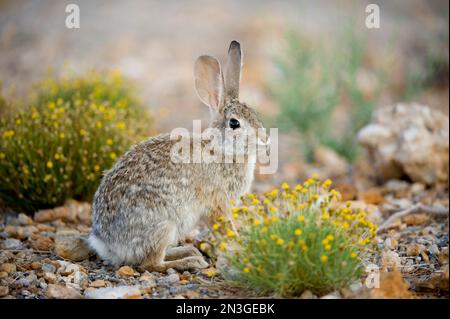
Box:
(2, 238, 24, 250)
(0, 271, 8, 278)
(17, 213, 33, 226)
(54, 235, 91, 262)
(44, 272, 57, 284)
(47, 284, 82, 299)
(300, 290, 317, 299)
(31, 261, 42, 270)
(42, 263, 56, 273)
(30, 234, 54, 251)
(166, 268, 177, 275)
(90, 279, 107, 288)
(0, 286, 9, 297)
(157, 273, 179, 286)
(116, 266, 135, 277)
(17, 273, 38, 287)
(0, 263, 16, 273)
(84, 286, 142, 299)
(321, 291, 341, 299)
(406, 244, 425, 257)
(427, 244, 440, 255)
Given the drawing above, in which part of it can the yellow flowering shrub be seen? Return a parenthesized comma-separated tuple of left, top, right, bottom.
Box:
(0, 70, 153, 212)
(211, 176, 377, 296)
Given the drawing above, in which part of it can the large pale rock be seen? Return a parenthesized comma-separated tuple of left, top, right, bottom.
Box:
(358, 103, 449, 185)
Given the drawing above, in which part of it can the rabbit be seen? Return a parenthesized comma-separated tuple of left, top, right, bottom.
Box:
(88, 41, 268, 272)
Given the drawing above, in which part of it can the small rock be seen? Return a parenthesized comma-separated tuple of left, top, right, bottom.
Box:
(42, 263, 56, 273)
(17, 273, 38, 287)
(54, 235, 91, 262)
(438, 247, 449, 265)
(34, 206, 73, 223)
(300, 290, 317, 299)
(30, 234, 54, 251)
(406, 244, 425, 257)
(410, 183, 425, 195)
(44, 272, 57, 284)
(47, 284, 82, 299)
(90, 279, 106, 288)
(0, 271, 8, 278)
(0, 286, 9, 297)
(17, 213, 33, 226)
(384, 238, 398, 250)
(85, 286, 142, 299)
(166, 268, 177, 275)
(403, 214, 430, 226)
(2, 238, 24, 250)
(30, 261, 42, 270)
(0, 263, 16, 273)
(116, 266, 135, 277)
(382, 250, 402, 270)
(427, 244, 440, 255)
(320, 291, 341, 299)
(157, 273, 179, 285)
(358, 188, 384, 205)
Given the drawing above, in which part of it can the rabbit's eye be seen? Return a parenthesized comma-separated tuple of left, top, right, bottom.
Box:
(229, 118, 240, 130)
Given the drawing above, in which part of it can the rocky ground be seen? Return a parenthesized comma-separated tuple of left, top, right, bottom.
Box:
(0, 178, 448, 299)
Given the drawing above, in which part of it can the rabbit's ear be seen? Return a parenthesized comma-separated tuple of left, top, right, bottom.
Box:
(194, 55, 224, 111)
(224, 40, 242, 100)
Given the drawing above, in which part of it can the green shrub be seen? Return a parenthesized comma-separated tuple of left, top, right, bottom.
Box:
(211, 177, 377, 296)
(0, 70, 153, 212)
(272, 28, 378, 162)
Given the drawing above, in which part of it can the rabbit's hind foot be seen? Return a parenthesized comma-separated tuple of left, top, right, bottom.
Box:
(164, 245, 203, 261)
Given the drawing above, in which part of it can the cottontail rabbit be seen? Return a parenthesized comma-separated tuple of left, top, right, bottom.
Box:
(89, 41, 267, 272)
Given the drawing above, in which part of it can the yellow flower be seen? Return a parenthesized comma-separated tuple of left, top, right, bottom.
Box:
(263, 198, 270, 205)
(295, 184, 303, 191)
(269, 206, 277, 213)
(326, 235, 334, 241)
(46, 161, 53, 169)
(322, 212, 330, 220)
(322, 179, 332, 188)
(270, 234, 278, 241)
(301, 244, 308, 252)
(282, 182, 289, 190)
(54, 154, 60, 160)
(43, 174, 52, 183)
(0, 152, 5, 160)
(219, 242, 227, 251)
(80, 129, 86, 136)
(243, 258, 249, 263)
(324, 244, 331, 251)
(297, 215, 305, 222)
(276, 238, 285, 246)
(59, 133, 65, 139)
(320, 255, 328, 263)
(261, 227, 268, 233)
(350, 252, 358, 259)
(243, 267, 250, 273)
(110, 152, 117, 160)
(232, 213, 238, 219)
(252, 198, 259, 205)
(212, 223, 220, 231)
(230, 199, 236, 205)
(253, 220, 261, 226)
(94, 165, 100, 172)
(226, 230, 236, 238)
(96, 121, 103, 128)
(241, 206, 249, 213)
(294, 229, 302, 236)
(106, 138, 113, 145)
(16, 119, 21, 125)
(47, 101, 55, 110)
(116, 121, 126, 129)
(270, 216, 278, 223)
(322, 239, 329, 246)
(231, 207, 240, 214)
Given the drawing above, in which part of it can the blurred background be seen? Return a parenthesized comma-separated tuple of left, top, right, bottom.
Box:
(0, 0, 448, 191)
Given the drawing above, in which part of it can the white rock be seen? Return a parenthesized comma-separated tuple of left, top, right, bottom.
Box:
(358, 103, 449, 185)
(85, 286, 142, 299)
